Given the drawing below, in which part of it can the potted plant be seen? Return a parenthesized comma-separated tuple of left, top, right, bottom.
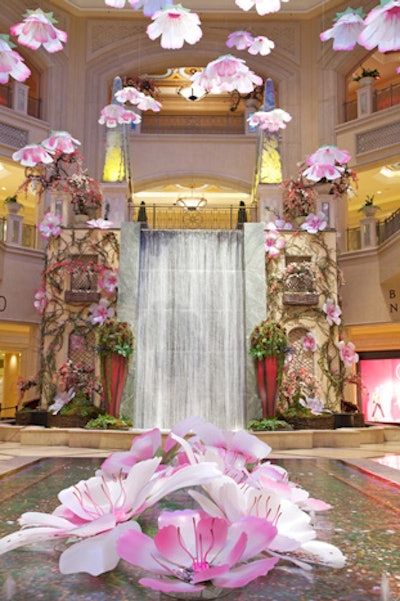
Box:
(281, 175, 318, 226)
(282, 262, 319, 306)
(353, 66, 380, 86)
(249, 320, 288, 418)
(4, 195, 23, 214)
(358, 195, 380, 218)
(14, 376, 46, 426)
(96, 319, 134, 417)
(85, 413, 133, 430)
(47, 360, 102, 428)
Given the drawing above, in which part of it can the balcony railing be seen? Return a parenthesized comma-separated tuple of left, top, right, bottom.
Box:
(344, 82, 400, 122)
(0, 218, 38, 249)
(140, 113, 245, 135)
(0, 84, 41, 119)
(346, 207, 400, 251)
(130, 204, 255, 230)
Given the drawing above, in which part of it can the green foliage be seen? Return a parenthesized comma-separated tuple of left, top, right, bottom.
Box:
(353, 67, 380, 81)
(96, 319, 134, 357)
(58, 392, 100, 418)
(249, 320, 288, 360)
(247, 417, 292, 431)
(85, 413, 133, 429)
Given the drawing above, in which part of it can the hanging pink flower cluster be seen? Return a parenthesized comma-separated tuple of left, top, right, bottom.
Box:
(105, 0, 172, 17)
(226, 30, 275, 56)
(10, 9, 67, 54)
(115, 86, 162, 111)
(147, 5, 202, 49)
(0, 418, 345, 588)
(247, 108, 292, 132)
(0, 35, 31, 84)
(300, 211, 328, 234)
(320, 2, 400, 54)
(12, 131, 81, 167)
(192, 54, 262, 94)
(98, 104, 142, 128)
(302, 145, 352, 183)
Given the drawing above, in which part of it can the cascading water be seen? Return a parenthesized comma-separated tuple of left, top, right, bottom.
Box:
(134, 229, 245, 429)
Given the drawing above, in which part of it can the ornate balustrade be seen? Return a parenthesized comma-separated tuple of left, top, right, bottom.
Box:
(130, 204, 255, 230)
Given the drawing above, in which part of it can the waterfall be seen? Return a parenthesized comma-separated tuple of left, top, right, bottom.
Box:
(134, 230, 246, 430)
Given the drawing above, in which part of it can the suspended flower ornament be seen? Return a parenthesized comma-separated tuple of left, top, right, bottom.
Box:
(338, 341, 359, 367)
(87, 218, 114, 229)
(320, 8, 365, 51)
(41, 131, 81, 154)
(10, 9, 67, 53)
(248, 35, 275, 55)
(89, 299, 115, 325)
(98, 104, 141, 128)
(115, 87, 162, 111)
(147, 5, 202, 49)
(33, 287, 47, 315)
(359, 0, 400, 52)
(302, 145, 351, 182)
(322, 298, 342, 327)
(0, 35, 31, 84)
(105, 0, 172, 16)
(235, 0, 289, 16)
(192, 54, 262, 94)
(38, 212, 62, 239)
(247, 108, 292, 132)
(12, 144, 54, 167)
(226, 30, 254, 50)
(300, 211, 328, 234)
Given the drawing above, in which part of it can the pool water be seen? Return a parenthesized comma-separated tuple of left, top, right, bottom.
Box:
(0, 457, 399, 601)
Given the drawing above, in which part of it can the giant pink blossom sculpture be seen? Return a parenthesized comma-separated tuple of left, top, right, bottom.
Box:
(264, 225, 285, 258)
(322, 298, 342, 327)
(98, 268, 118, 295)
(0, 35, 31, 84)
(338, 341, 359, 367)
(147, 5, 202, 49)
(192, 54, 262, 94)
(114, 87, 162, 111)
(41, 131, 81, 154)
(226, 30, 254, 50)
(320, 8, 365, 51)
(248, 35, 275, 55)
(10, 9, 67, 53)
(301, 211, 328, 234)
(98, 104, 141, 128)
(38, 212, 62, 239)
(248, 108, 292, 132)
(235, 0, 289, 15)
(302, 145, 351, 182)
(12, 144, 54, 167)
(105, 0, 172, 16)
(359, 0, 400, 52)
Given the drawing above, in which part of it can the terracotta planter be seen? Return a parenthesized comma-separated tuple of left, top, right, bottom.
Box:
(101, 353, 129, 417)
(255, 356, 280, 418)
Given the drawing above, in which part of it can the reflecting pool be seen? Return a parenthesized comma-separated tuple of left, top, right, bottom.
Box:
(0, 457, 399, 600)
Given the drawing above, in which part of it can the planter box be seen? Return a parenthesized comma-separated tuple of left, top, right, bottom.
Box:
(64, 291, 100, 304)
(47, 414, 91, 429)
(283, 293, 319, 306)
(285, 415, 335, 430)
(15, 410, 48, 427)
(334, 413, 365, 428)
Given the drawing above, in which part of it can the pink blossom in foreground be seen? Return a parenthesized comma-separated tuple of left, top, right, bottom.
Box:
(192, 54, 262, 94)
(306, 145, 351, 166)
(10, 9, 67, 53)
(301, 211, 328, 234)
(226, 30, 254, 50)
(235, 0, 289, 15)
(320, 8, 365, 51)
(33, 288, 47, 315)
(98, 268, 118, 295)
(88, 298, 115, 324)
(41, 131, 81, 154)
(117, 509, 279, 593)
(12, 144, 54, 167)
(338, 341, 359, 367)
(101, 428, 163, 476)
(0, 35, 31, 84)
(38, 212, 62, 239)
(248, 35, 275, 55)
(248, 108, 291, 132)
(359, 0, 400, 52)
(147, 6, 202, 49)
(264, 228, 285, 258)
(322, 298, 342, 327)
(301, 332, 317, 352)
(98, 104, 141, 128)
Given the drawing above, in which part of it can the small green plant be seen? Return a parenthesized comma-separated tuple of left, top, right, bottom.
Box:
(358, 195, 381, 212)
(3, 195, 18, 204)
(85, 413, 133, 429)
(353, 67, 380, 82)
(248, 417, 292, 431)
(249, 320, 288, 360)
(58, 391, 100, 418)
(96, 319, 134, 358)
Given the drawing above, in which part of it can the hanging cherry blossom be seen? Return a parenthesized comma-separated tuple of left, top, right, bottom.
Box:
(0, 35, 31, 84)
(226, 30, 254, 50)
(89, 298, 115, 324)
(322, 298, 342, 327)
(358, 0, 400, 53)
(115, 87, 162, 111)
(41, 131, 81, 154)
(248, 35, 275, 55)
(320, 8, 365, 51)
(105, 0, 172, 16)
(248, 108, 292, 132)
(33, 288, 48, 315)
(300, 211, 328, 234)
(147, 5, 202, 49)
(191, 54, 262, 94)
(12, 144, 54, 167)
(38, 213, 62, 239)
(302, 145, 351, 182)
(10, 9, 67, 53)
(235, 0, 289, 16)
(338, 341, 359, 367)
(98, 104, 141, 128)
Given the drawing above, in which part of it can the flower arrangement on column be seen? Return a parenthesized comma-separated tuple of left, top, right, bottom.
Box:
(249, 319, 288, 418)
(96, 318, 134, 417)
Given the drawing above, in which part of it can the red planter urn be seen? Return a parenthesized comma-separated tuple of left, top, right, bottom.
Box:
(101, 353, 129, 417)
(256, 355, 280, 418)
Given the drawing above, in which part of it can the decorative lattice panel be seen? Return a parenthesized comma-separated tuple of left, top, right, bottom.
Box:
(288, 327, 314, 374)
(356, 121, 400, 155)
(70, 255, 98, 293)
(68, 328, 95, 369)
(0, 121, 28, 149)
